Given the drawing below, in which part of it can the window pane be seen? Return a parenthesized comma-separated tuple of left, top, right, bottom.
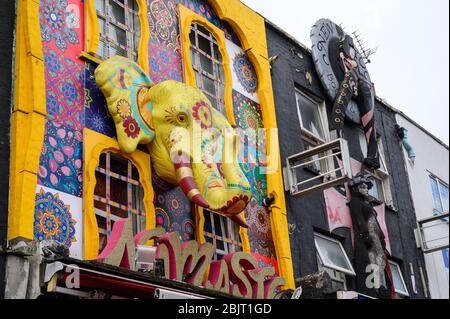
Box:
(430, 177, 444, 212)
(296, 92, 325, 140)
(95, 0, 105, 14)
(213, 43, 221, 62)
(203, 75, 216, 96)
(110, 25, 127, 47)
(110, 0, 126, 25)
(389, 262, 408, 295)
(200, 54, 214, 75)
(315, 235, 353, 272)
(368, 177, 384, 201)
(439, 182, 449, 212)
(199, 34, 212, 55)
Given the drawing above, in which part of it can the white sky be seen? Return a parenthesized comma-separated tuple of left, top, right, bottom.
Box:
(241, 0, 450, 145)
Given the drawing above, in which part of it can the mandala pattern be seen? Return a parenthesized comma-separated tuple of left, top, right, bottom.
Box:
(40, 0, 80, 53)
(153, 172, 195, 241)
(84, 62, 116, 137)
(34, 188, 76, 247)
(245, 202, 276, 259)
(38, 121, 83, 197)
(233, 53, 258, 94)
(44, 48, 84, 131)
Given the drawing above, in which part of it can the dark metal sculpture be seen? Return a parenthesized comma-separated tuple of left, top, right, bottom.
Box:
(348, 173, 393, 298)
(311, 19, 380, 169)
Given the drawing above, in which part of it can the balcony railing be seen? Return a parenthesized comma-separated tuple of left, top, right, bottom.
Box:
(284, 139, 352, 197)
(415, 212, 449, 254)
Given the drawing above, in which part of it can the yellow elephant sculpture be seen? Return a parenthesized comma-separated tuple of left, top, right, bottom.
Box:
(95, 56, 251, 227)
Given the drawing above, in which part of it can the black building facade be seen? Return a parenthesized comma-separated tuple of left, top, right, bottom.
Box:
(266, 20, 429, 299)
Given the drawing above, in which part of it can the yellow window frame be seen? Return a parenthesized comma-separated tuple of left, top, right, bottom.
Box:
(84, 0, 150, 74)
(83, 128, 156, 260)
(178, 4, 236, 128)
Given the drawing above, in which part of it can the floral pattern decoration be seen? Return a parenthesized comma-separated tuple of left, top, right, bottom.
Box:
(34, 188, 77, 247)
(233, 52, 258, 94)
(40, 0, 80, 53)
(192, 101, 213, 129)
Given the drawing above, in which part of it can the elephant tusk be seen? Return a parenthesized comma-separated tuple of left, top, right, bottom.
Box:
(173, 152, 210, 209)
(230, 215, 249, 229)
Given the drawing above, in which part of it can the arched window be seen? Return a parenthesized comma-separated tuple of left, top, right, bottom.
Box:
(94, 152, 146, 252)
(94, 0, 142, 61)
(189, 24, 226, 115)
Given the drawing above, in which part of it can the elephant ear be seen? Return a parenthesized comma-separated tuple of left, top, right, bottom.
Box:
(95, 56, 155, 153)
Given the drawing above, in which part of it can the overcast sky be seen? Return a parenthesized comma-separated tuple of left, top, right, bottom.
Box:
(241, 0, 449, 145)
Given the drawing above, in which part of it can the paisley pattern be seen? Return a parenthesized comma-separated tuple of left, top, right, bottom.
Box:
(34, 188, 76, 247)
(38, 121, 83, 197)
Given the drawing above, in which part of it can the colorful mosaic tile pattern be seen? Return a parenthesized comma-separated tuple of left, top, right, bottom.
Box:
(84, 62, 116, 137)
(38, 121, 83, 197)
(44, 48, 85, 131)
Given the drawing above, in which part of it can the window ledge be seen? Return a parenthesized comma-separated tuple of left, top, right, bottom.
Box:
(80, 51, 104, 66)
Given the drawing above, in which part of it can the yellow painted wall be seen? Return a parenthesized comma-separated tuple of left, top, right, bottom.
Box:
(8, 0, 46, 241)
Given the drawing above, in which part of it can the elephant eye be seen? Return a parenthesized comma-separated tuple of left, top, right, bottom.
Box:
(177, 112, 189, 124)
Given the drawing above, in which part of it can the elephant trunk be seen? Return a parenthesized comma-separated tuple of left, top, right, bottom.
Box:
(173, 152, 210, 209)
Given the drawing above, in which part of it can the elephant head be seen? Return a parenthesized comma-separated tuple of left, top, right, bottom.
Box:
(95, 56, 251, 227)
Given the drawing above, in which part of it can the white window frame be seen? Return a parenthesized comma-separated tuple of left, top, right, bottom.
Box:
(314, 233, 356, 277)
(295, 89, 330, 145)
(295, 89, 334, 175)
(429, 174, 449, 217)
(388, 260, 410, 297)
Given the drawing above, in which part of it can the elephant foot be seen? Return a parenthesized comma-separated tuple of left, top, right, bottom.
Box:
(230, 215, 249, 229)
(222, 195, 250, 215)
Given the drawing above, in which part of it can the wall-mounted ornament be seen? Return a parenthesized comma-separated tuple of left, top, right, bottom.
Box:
(348, 173, 394, 299)
(311, 19, 380, 169)
(95, 56, 252, 227)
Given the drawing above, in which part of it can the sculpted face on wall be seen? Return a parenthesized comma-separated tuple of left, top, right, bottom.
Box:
(95, 56, 251, 227)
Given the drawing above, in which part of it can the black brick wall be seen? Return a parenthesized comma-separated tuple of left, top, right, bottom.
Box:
(266, 23, 428, 298)
(0, 0, 15, 300)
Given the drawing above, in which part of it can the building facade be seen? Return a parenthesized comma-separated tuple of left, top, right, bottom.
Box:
(0, 0, 446, 300)
(266, 19, 431, 299)
(3, 0, 295, 299)
(396, 112, 449, 299)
